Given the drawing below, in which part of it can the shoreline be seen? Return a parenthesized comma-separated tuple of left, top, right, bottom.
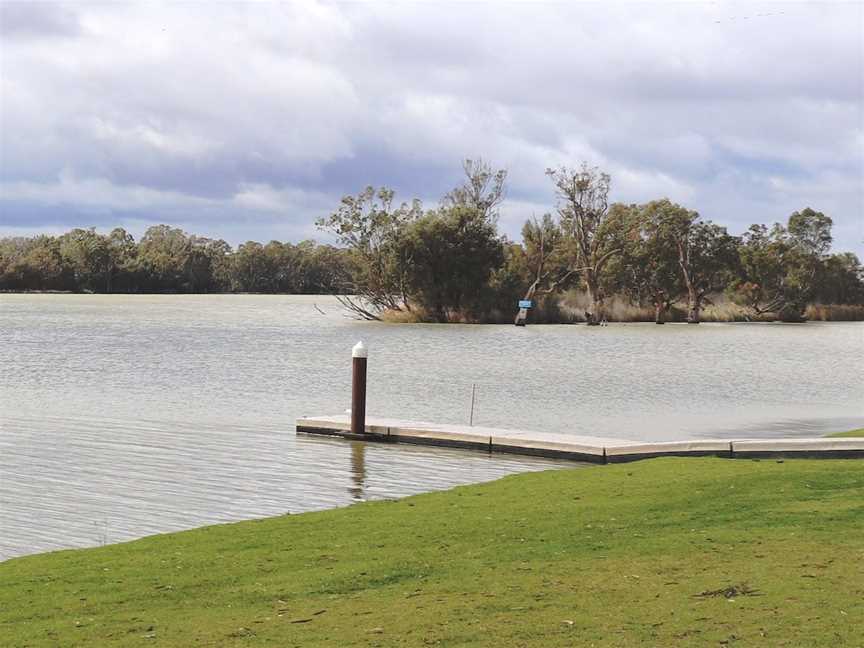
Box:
(2, 292, 863, 322)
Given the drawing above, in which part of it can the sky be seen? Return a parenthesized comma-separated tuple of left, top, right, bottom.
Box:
(1, 0, 862, 254)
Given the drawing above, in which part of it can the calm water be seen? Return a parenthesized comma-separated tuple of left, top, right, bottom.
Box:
(1, 294, 863, 560)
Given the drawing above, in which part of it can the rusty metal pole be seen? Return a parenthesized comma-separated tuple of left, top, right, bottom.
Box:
(351, 341, 368, 435)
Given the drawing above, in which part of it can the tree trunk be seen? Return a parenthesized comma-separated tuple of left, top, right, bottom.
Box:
(778, 303, 807, 323)
(585, 270, 602, 325)
(653, 301, 665, 324)
(514, 280, 539, 326)
(514, 308, 528, 326)
(686, 289, 701, 324)
(676, 238, 699, 324)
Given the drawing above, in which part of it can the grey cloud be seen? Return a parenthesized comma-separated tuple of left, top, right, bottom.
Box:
(0, 1, 861, 252)
(0, 2, 81, 38)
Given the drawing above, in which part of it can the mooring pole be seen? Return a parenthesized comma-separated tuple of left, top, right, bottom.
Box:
(351, 341, 368, 435)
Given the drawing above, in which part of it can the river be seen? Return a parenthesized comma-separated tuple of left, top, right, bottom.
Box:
(1, 294, 862, 560)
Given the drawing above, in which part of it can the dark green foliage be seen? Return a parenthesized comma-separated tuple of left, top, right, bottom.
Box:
(0, 226, 348, 295)
(401, 206, 504, 321)
(607, 201, 684, 323)
(675, 220, 740, 323)
(731, 208, 842, 321)
(814, 252, 864, 305)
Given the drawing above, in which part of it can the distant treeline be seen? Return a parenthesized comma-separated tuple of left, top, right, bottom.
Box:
(0, 228, 350, 294)
(2, 159, 863, 323)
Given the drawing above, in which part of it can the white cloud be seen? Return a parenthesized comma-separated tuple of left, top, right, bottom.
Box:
(0, 171, 217, 210)
(0, 0, 861, 252)
(231, 182, 332, 215)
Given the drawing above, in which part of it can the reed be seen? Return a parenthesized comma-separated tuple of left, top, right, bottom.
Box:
(379, 295, 864, 323)
(805, 303, 864, 321)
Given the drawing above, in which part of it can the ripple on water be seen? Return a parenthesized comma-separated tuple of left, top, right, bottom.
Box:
(1, 294, 862, 560)
(0, 413, 575, 560)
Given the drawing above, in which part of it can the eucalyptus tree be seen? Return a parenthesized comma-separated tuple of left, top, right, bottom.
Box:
(441, 158, 507, 222)
(512, 213, 577, 325)
(316, 186, 423, 319)
(621, 201, 738, 323)
(231, 241, 273, 292)
(0, 238, 25, 289)
(787, 207, 833, 257)
(673, 219, 738, 323)
(0, 236, 70, 291)
(28, 236, 70, 291)
(814, 252, 864, 305)
(546, 163, 621, 324)
(734, 208, 834, 321)
(197, 237, 233, 292)
(401, 205, 504, 322)
(137, 225, 193, 291)
(59, 228, 113, 292)
(607, 200, 685, 324)
(105, 228, 139, 292)
(295, 243, 351, 294)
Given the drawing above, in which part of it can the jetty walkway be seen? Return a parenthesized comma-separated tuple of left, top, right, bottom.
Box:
(296, 415, 864, 463)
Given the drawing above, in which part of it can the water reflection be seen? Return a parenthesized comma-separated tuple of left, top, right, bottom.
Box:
(349, 441, 366, 501)
(0, 414, 572, 561)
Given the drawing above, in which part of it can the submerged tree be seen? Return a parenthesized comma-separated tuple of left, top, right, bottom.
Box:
(401, 206, 504, 322)
(316, 186, 423, 319)
(609, 201, 685, 324)
(673, 219, 738, 323)
(734, 208, 834, 321)
(814, 252, 864, 305)
(546, 163, 621, 324)
(512, 213, 578, 325)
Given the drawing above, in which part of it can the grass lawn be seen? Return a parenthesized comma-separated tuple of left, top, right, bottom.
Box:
(2, 457, 863, 647)
(828, 429, 864, 438)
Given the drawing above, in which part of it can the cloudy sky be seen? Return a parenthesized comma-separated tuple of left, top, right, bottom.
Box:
(1, 0, 862, 253)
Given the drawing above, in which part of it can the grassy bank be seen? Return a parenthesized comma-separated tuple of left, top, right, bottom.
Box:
(829, 429, 864, 438)
(2, 458, 863, 646)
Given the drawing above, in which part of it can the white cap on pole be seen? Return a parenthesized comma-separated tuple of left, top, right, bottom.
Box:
(352, 340, 368, 358)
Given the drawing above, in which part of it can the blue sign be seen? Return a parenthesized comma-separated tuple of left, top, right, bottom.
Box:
(518, 300, 533, 309)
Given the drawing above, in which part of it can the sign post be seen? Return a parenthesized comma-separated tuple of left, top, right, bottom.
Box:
(515, 299, 533, 327)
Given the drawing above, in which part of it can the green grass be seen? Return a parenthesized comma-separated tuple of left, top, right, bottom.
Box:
(828, 428, 864, 438)
(2, 458, 863, 647)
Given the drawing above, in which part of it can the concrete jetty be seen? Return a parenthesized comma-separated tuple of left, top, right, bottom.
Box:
(295, 415, 864, 463)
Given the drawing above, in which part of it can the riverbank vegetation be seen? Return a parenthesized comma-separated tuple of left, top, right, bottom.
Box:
(2, 159, 862, 323)
(1, 457, 862, 647)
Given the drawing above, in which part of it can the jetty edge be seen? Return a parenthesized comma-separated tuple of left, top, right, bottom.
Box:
(296, 415, 864, 462)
